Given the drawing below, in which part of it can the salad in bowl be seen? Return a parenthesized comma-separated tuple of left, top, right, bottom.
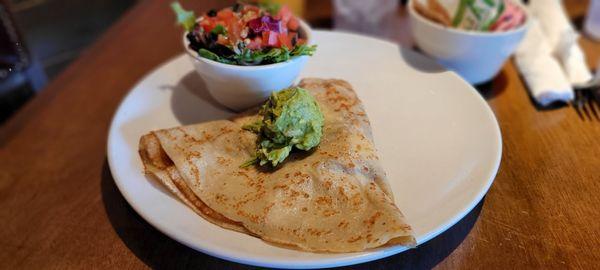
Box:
(172, 1, 316, 66)
(170, 1, 316, 111)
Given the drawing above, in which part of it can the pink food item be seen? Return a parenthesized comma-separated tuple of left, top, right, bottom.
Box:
(491, 1, 526, 31)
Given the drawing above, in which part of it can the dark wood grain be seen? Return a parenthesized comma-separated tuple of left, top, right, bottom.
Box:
(1, 0, 599, 269)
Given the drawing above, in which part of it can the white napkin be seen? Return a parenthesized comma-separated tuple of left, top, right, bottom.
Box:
(514, 0, 593, 106)
(528, 0, 593, 85)
(515, 19, 573, 106)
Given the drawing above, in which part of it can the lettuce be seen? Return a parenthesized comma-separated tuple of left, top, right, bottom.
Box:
(171, 1, 196, 31)
(198, 49, 235, 64)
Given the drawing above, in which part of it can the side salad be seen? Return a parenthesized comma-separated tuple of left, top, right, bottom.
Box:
(414, 0, 525, 32)
(171, 1, 316, 66)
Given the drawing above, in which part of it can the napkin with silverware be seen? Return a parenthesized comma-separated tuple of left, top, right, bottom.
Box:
(514, 0, 593, 106)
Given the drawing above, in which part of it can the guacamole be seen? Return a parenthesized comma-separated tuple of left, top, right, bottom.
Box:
(243, 87, 324, 167)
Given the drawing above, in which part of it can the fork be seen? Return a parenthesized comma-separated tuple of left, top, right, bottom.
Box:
(572, 65, 600, 121)
(573, 87, 600, 121)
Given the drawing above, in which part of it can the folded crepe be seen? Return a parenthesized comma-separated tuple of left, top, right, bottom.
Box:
(139, 78, 415, 252)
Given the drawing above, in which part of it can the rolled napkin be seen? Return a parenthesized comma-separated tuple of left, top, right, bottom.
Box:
(514, 19, 573, 106)
(528, 0, 592, 85)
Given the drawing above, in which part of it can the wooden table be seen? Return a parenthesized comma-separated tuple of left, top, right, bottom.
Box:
(1, 1, 599, 269)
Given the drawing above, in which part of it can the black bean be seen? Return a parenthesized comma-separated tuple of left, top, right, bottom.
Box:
(187, 31, 208, 51)
(232, 3, 242, 12)
(209, 44, 235, 57)
(209, 32, 219, 42)
(207, 9, 217, 17)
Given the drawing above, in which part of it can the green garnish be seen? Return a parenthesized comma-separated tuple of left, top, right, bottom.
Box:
(263, 47, 291, 63)
(171, 1, 196, 31)
(452, 0, 505, 30)
(290, 44, 317, 57)
(198, 49, 234, 64)
(211, 24, 228, 35)
(258, 0, 281, 15)
(204, 44, 316, 66)
(242, 87, 324, 167)
(199, 45, 316, 65)
(468, 4, 483, 20)
(482, 0, 495, 6)
(452, 0, 471, 27)
(481, 1, 505, 31)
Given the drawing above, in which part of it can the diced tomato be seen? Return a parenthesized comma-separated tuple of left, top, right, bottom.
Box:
(262, 31, 280, 47)
(217, 34, 229, 46)
(225, 18, 242, 43)
(287, 17, 299, 31)
(200, 18, 228, 33)
(243, 5, 260, 15)
(278, 33, 294, 49)
(296, 38, 306, 45)
(276, 5, 293, 24)
(247, 37, 263, 50)
(217, 9, 234, 20)
(200, 19, 215, 32)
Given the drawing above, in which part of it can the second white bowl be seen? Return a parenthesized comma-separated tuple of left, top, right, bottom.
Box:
(408, 0, 529, 84)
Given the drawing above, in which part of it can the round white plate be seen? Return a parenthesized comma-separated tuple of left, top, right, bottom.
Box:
(107, 31, 501, 269)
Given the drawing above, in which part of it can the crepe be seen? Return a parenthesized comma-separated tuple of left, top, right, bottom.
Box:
(139, 78, 415, 252)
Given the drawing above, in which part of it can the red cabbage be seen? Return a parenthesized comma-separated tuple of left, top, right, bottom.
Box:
(248, 16, 282, 34)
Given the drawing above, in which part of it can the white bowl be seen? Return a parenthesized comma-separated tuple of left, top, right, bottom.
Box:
(183, 21, 312, 111)
(408, 0, 529, 84)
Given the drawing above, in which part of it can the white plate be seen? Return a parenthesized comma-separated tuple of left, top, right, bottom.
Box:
(107, 31, 501, 269)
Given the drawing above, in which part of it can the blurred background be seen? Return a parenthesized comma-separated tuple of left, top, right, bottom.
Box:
(1, 0, 135, 122)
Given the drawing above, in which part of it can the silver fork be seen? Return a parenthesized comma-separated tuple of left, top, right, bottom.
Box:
(572, 65, 600, 121)
(573, 87, 600, 121)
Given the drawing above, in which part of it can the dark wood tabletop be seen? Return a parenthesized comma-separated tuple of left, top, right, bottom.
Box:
(1, 0, 599, 269)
